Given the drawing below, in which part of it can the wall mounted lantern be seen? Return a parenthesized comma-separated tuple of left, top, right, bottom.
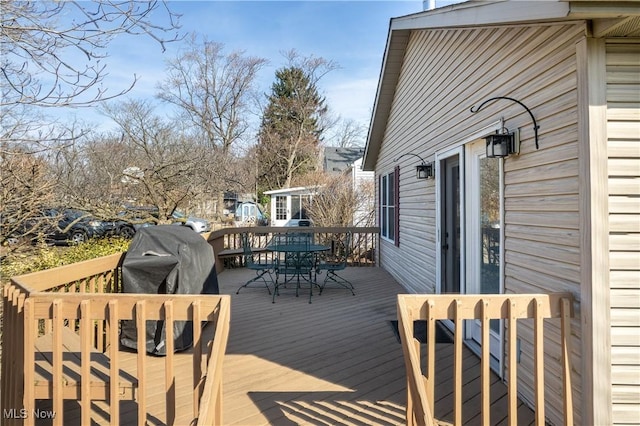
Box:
(484, 119, 520, 158)
(416, 162, 434, 179)
(470, 96, 540, 159)
(394, 153, 434, 179)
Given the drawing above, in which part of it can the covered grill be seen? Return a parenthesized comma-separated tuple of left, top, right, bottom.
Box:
(120, 225, 219, 355)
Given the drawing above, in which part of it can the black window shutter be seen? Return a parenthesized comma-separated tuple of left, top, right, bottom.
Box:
(379, 174, 383, 234)
(394, 165, 400, 247)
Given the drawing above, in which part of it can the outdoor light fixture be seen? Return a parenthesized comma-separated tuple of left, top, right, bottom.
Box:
(484, 119, 520, 158)
(416, 162, 434, 179)
(470, 96, 540, 159)
(394, 153, 434, 179)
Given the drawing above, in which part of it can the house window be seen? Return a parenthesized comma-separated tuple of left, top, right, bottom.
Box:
(275, 196, 287, 221)
(381, 171, 396, 241)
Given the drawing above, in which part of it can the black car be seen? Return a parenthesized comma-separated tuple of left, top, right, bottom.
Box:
(98, 218, 137, 239)
(21, 209, 105, 245)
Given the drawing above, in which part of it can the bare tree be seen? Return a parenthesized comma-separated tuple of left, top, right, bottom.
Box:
(1, 0, 181, 108)
(49, 132, 134, 216)
(300, 172, 374, 227)
(1, 1, 182, 244)
(327, 117, 366, 148)
(0, 144, 57, 246)
(157, 35, 267, 152)
(101, 99, 204, 222)
(156, 35, 267, 215)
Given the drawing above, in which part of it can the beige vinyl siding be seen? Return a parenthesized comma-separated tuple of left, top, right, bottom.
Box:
(376, 22, 587, 425)
(607, 39, 640, 426)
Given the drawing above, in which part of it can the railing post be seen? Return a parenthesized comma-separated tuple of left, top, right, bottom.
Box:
(426, 299, 436, 417)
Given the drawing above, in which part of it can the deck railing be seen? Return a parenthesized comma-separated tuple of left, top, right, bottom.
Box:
(397, 293, 574, 426)
(1, 253, 230, 426)
(207, 226, 379, 273)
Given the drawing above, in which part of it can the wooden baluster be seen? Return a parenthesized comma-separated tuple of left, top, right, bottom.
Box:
(192, 300, 203, 418)
(108, 300, 120, 426)
(481, 300, 491, 426)
(534, 298, 545, 425)
(561, 298, 574, 426)
(23, 297, 35, 426)
(81, 300, 92, 424)
(52, 300, 64, 426)
(453, 299, 463, 426)
(165, 302, 175, 425)
(508, 299, 518, 426)
(136, 301, 146, 426)
(96, 275, 105, 352)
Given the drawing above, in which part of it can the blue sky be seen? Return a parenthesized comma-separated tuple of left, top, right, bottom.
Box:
(59, 1, 425, 135)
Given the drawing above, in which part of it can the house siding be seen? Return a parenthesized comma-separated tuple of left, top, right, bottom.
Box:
(606, 39, 640, 425)
(375, 22, 589, 425)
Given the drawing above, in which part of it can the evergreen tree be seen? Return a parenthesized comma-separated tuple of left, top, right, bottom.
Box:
(256, 53, 335, 193)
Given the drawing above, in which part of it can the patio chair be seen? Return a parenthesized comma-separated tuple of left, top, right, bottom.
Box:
(316, 231, 354, 296)
(236, 232, 276, 295)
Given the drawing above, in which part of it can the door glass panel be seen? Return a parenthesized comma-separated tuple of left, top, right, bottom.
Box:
(442, 156, 460, 294)
(479, 155, 500, 332)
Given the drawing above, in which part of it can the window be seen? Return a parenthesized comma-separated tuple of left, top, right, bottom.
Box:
(291, 195, 311, 219)
(275, 196, 287, 220)
(380, 170, 396, 241)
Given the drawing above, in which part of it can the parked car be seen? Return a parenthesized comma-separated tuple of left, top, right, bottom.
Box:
(171, 210, 211, 233)
(24, 209, 104, 245)
(98, 218, 137, 239)
(120, 207, 211, 233)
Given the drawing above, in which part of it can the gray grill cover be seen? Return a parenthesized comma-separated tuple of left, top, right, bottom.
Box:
(120, 225, 219, 355)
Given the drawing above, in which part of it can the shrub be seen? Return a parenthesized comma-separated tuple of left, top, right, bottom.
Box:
(0, 238, 130, 280)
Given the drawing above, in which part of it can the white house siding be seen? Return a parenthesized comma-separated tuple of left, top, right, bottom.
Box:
(352, 158, 375, 226)
(606, 39, 640, 425)
(375, 22, 589, 425)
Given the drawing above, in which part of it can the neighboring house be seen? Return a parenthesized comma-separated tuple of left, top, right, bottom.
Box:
(323, 146, 366, 173)
(351, 157, 375, 226)
(362, 2, 639, 425)
(264, 147, 374, 226)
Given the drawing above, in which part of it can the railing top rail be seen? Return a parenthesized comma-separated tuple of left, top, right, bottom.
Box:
(207, 225, 380, 240)
(10, 252, 125, 293)
(25, 294, 229, 321)
(398, 293, 574, 320)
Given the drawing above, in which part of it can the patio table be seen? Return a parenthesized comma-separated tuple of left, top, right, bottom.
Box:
(266, 242, 330, 303)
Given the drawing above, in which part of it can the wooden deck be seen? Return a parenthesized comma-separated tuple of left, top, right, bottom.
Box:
(27, 266, 536, 425)
(217, 267, 536, 426)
